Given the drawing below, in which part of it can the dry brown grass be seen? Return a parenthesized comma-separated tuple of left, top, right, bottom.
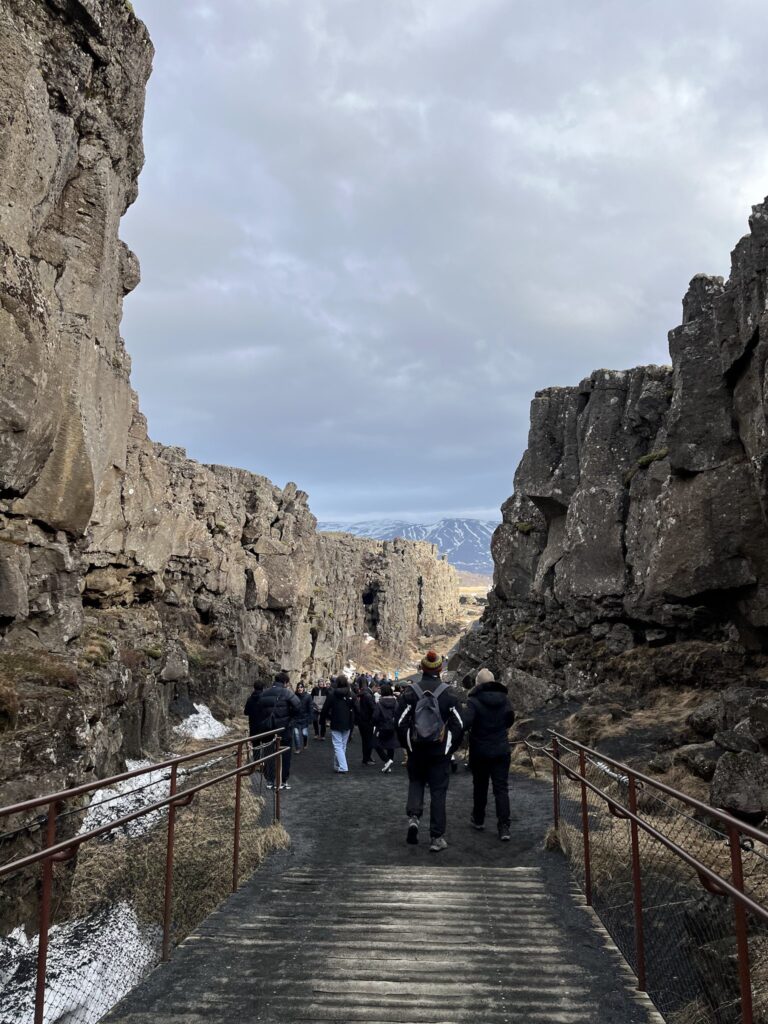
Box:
(667, 997, 715, 1024)
(564, 687, 706, 747)
(68, 781, 289, 945)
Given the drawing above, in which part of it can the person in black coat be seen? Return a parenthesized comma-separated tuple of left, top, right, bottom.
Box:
(355, 677, 376, 765)
(244, 681, 265, 756)
(394, 651, 464, 852)
(373, 683, 398, 772)
(292, 682, 313, 753)
(320, 675, 356, 773)
(252, 671, 300, 789)
(462, 668, 515, 840)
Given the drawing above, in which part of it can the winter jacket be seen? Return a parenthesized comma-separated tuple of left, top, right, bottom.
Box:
(395, 675, 464, 757)
(462, 680, 515, 758)
(311, 687, 327, 713)
(372, 695, 398, 748)
(356, 686, 376, 726)
(321, 683, 356, 732)
(244, 690, 263, 737)
(252, 683, 300, 743)
(294, 691, 313, 729)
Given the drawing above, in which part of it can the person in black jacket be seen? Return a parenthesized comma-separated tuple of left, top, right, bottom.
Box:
(356, 676, 376, 765)
(462, 668, 515, 840)
(252, 671, 300, 789)
(320, 674, 356, 773)
(395, 651, 464, 852)
(373, 683, 398, 772)
(292, 682, 313, 753)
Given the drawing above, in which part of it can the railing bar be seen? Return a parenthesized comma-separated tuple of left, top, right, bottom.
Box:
(538, 746, 768, 924)
(0, 747, 289, 879)
(0, 729, 283, 818)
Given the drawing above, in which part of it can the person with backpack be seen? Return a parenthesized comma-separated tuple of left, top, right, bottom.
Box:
(373, 683, 398, 772)
(252, 671, 300, 789)
(293, 681, 313, 753)
(355, 675, 377, 765)
(320, 674, 356, 773)
(395, 651, 464, 852)
(462, 668, 515, 841)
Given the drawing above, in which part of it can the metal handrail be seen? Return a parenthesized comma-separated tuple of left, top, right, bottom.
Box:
(530, 732, 767, 1024)
(0, 728, 282, 818)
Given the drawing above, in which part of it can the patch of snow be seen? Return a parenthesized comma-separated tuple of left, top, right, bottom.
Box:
(340, 662, 356, 679)
(78, 759, 173, 839)
(363, 633, 375, 645)
(0, 902, 160, 1024)
(173, 702, 229, 741)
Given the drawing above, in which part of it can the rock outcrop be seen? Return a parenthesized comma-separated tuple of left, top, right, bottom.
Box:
(0, 0, 459, 808)
(460, 199, 768, 810)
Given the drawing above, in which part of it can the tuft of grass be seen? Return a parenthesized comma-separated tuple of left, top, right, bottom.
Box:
(142, 646, 163, 660)
(0, 650, 78, 691)
(544, 826, 562, 852)
(637, 447, 669, 469)
(514, 521, 535, 535)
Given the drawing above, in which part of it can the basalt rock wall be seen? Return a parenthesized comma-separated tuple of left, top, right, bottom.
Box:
(460, 200, 768, 815)
(0, 1, 459, 813)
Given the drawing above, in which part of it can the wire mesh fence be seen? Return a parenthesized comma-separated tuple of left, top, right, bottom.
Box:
(541, 735, 768, 1024)
(0, 734, 288, 1024)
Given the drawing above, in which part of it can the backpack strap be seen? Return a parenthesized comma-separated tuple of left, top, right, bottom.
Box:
(432, 682, 449, 700)
(410, 682, 424, 700)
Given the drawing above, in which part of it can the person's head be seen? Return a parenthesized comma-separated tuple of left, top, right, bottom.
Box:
(336, 673, 348, 687)
(296, 682, 306, 694)
(475, 668, 495, 686)
(252, 680, 264, 693)
(381, 683, 393, 697)
(421, 650, 443, 677)
(276, 670, 290, 687)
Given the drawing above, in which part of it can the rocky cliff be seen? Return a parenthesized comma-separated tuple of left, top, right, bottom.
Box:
(460, 200, 768, 818)
(0, 0, 459, 808)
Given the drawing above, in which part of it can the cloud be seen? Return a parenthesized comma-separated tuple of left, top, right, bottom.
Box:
(123, 0, 768, 520)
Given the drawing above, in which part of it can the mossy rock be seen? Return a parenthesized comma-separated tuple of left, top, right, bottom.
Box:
(514, 521, 535, 535)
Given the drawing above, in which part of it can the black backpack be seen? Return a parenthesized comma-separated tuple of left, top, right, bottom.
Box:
(409, 682, 448, 745)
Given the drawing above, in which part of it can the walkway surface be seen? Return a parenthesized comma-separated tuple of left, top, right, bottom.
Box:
(104, 738, 663, 1024)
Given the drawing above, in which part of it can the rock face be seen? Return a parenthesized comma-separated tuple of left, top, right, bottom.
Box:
(0, 0, 459, 809)
(459, 199, 768, 807)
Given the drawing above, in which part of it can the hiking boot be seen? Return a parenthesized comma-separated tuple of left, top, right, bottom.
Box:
(279, 782, 291, 790)
(499, 826, 511, 841)
(382, 759, 394, 773)
(429, 836, 448, 853)
(406, 817, 419, 845)
(470, 817, 485, 831)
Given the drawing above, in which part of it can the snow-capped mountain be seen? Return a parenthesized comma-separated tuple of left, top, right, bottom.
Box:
(318, 518, 497, 575)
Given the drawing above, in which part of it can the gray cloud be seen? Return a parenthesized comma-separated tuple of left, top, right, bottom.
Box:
(124, 0, 768, 520)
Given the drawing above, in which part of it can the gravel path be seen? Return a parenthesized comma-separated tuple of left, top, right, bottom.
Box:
(104, 735, 663, 1024)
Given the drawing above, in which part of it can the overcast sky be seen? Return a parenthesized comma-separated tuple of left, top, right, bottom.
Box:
(123, 0, 768, 522)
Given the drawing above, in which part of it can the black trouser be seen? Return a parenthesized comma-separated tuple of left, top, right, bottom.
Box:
(471, 751, 511, 829)
(376, 745, 395, 763)
(358, 722, 374, 762)
(265, 741, 292, 784)
(313, 709, 326, 737)
(406, 751, 451, 838)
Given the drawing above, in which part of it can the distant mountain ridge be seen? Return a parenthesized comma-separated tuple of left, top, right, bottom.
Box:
(318, 517, 497, 575)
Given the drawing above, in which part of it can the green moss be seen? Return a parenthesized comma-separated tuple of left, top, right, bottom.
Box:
(511, 623, 532, 642)
(0, 651, 79, 691)
(143, 646, 163, 660)
(637, 448, 669, 469)
(514, 521, 535, 535)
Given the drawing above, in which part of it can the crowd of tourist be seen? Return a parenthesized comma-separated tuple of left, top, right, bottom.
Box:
(243, 651, 514, 853)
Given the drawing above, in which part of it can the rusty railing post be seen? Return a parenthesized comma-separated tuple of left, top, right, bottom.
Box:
(628, 773, 647, 991)
(579, 748, 592, 905)
(162, 763, 178, 962)
(232, 741, 243, 892)
(274, 735, 282, 822)
(34, 800, 58, 1024)
(729, 823, 754, 1024)
(552, 736, 560, 830)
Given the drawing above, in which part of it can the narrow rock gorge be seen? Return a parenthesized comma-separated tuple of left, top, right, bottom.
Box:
(0, 0, 459, 805)
(459, 200, 768, 818)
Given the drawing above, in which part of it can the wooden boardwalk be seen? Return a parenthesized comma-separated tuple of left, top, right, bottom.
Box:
(104, 742, 663, 1024)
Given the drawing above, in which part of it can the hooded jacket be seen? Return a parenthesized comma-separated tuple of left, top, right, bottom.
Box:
(372, 695, 398, 748)
(356, 685, 376, 726)
(462, 680, 515, 758)
(321, 682, 356, 731)
(394, 675, 464, 757)
(253, 682, 300, 743)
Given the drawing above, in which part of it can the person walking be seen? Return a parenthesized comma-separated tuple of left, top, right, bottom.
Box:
(311, 681, 327, 740)
(293, 681, 313, 753)
(373, 683, 398, 772)
(243, 680, 265, 759)
(356, 676, 376, 765)
(321, 674, 356, 773)
(462, 668, 514, 841)
(252, 671, 300, 790)
(395, 651, 464, 852)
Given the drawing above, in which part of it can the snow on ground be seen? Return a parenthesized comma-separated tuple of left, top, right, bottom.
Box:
(173, 702, 229, 740)
(79, 759, 174, 839)
(0, 902, 160, 1024)
(363, 634, 375, 645)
